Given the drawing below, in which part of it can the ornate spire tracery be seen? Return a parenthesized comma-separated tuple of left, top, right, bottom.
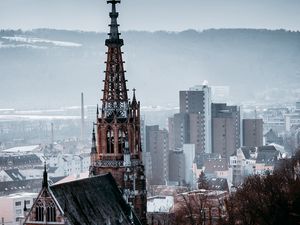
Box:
(91, 1, 147, 223)
(102, 0, 128, 119)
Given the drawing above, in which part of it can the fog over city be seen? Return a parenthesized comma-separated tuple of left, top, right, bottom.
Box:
(1, 0, 300, 109)
(1, 1, 300, 225)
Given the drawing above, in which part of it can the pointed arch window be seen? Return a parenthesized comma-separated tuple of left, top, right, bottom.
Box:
(46, 201, 56, 222)
(107, 127, 114, 154)
(35, 200, 44, 221)
(118, 128, 126, 154)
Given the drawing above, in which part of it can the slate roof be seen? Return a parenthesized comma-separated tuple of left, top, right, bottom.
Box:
(0, 179, 39, 196)
(204, 158, 228, 174)
(194, 153, 222, 168)
(240, 146, 256, 159)
(0, 154, 42, 169)
(50, 173, 142, 225)
(34, 165, 58, 173)
(264, 129, 284, 145)
(208, 178, 229, 191)
(0, 177, 65, 196)
(256, 145, 280, 165)
(4, 168, 26, 181)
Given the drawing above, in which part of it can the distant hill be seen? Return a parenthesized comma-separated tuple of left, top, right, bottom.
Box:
(0, 28, 299, 109)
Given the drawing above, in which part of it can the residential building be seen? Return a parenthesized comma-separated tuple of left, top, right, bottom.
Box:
(182, 144, 196, 187)
(255, 145, 282, 175)
(168, 150, 185, 185)
(146, 125, 169, 185)
(229, 145, 282, 186)
(0, 153, 42, 170)
(285, 113, 300, 132)
(264, 129, 283, 145)
(178, 85, 212, 154)
(0, 168, 26, 182)
(171, 113, 189, 150)
(211, 103, 240, 158)
(229, 147, 256, 186)
(242, 119, 263, 147)
(193, 154, 228, 181)
(0, 192, 37, 225)
(262, 107, 288, 134)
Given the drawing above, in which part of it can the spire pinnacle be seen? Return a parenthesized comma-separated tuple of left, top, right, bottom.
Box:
(106, 0, 123, 46)
(91, 125, 97, 154)
(132, 88, 137, 105)
(42, 161, 48, 188)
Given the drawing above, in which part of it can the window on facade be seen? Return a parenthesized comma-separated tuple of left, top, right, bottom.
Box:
(46, 201, 56, 222)
(35, 200, 44, 221)
(15, 201, 21, 206)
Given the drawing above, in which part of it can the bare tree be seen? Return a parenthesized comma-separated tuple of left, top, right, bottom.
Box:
(222, 148, 300, 225)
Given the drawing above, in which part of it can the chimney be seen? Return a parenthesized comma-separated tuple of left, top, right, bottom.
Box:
(81, 92, 85, 142)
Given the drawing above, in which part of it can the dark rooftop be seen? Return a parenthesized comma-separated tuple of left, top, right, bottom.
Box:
(0, 154, 42, 169)
(208, 177, 229, 191)
(240, 146, 256, 159)
(204, 158, 228, 174)
(50, 173, 141, 225)
(0, 177, 65, 196)
(256, 145, 280, 165)
(4, 168, 26, 181)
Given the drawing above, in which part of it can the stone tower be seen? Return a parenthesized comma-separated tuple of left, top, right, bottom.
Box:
(90, 1, 147, 224)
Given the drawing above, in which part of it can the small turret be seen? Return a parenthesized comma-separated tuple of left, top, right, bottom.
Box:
(90, 126, 98, 166)
(132, 88, 137, 106)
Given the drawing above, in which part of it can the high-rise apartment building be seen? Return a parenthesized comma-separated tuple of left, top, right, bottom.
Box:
(146, 126, 169, 185)
(172, 113, 190, 150)
(242, 119, 263, 147)
(168, 149, 185, 184)
(169, 85, 211, 154)
(211, 103, 241, 158)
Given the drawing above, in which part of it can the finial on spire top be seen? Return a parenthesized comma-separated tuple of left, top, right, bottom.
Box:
(42, 161, 48, 188)
(106, 0, 123, 46)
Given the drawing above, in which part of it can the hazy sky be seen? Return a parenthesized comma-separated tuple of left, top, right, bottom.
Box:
(1, 0, 300, 32)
